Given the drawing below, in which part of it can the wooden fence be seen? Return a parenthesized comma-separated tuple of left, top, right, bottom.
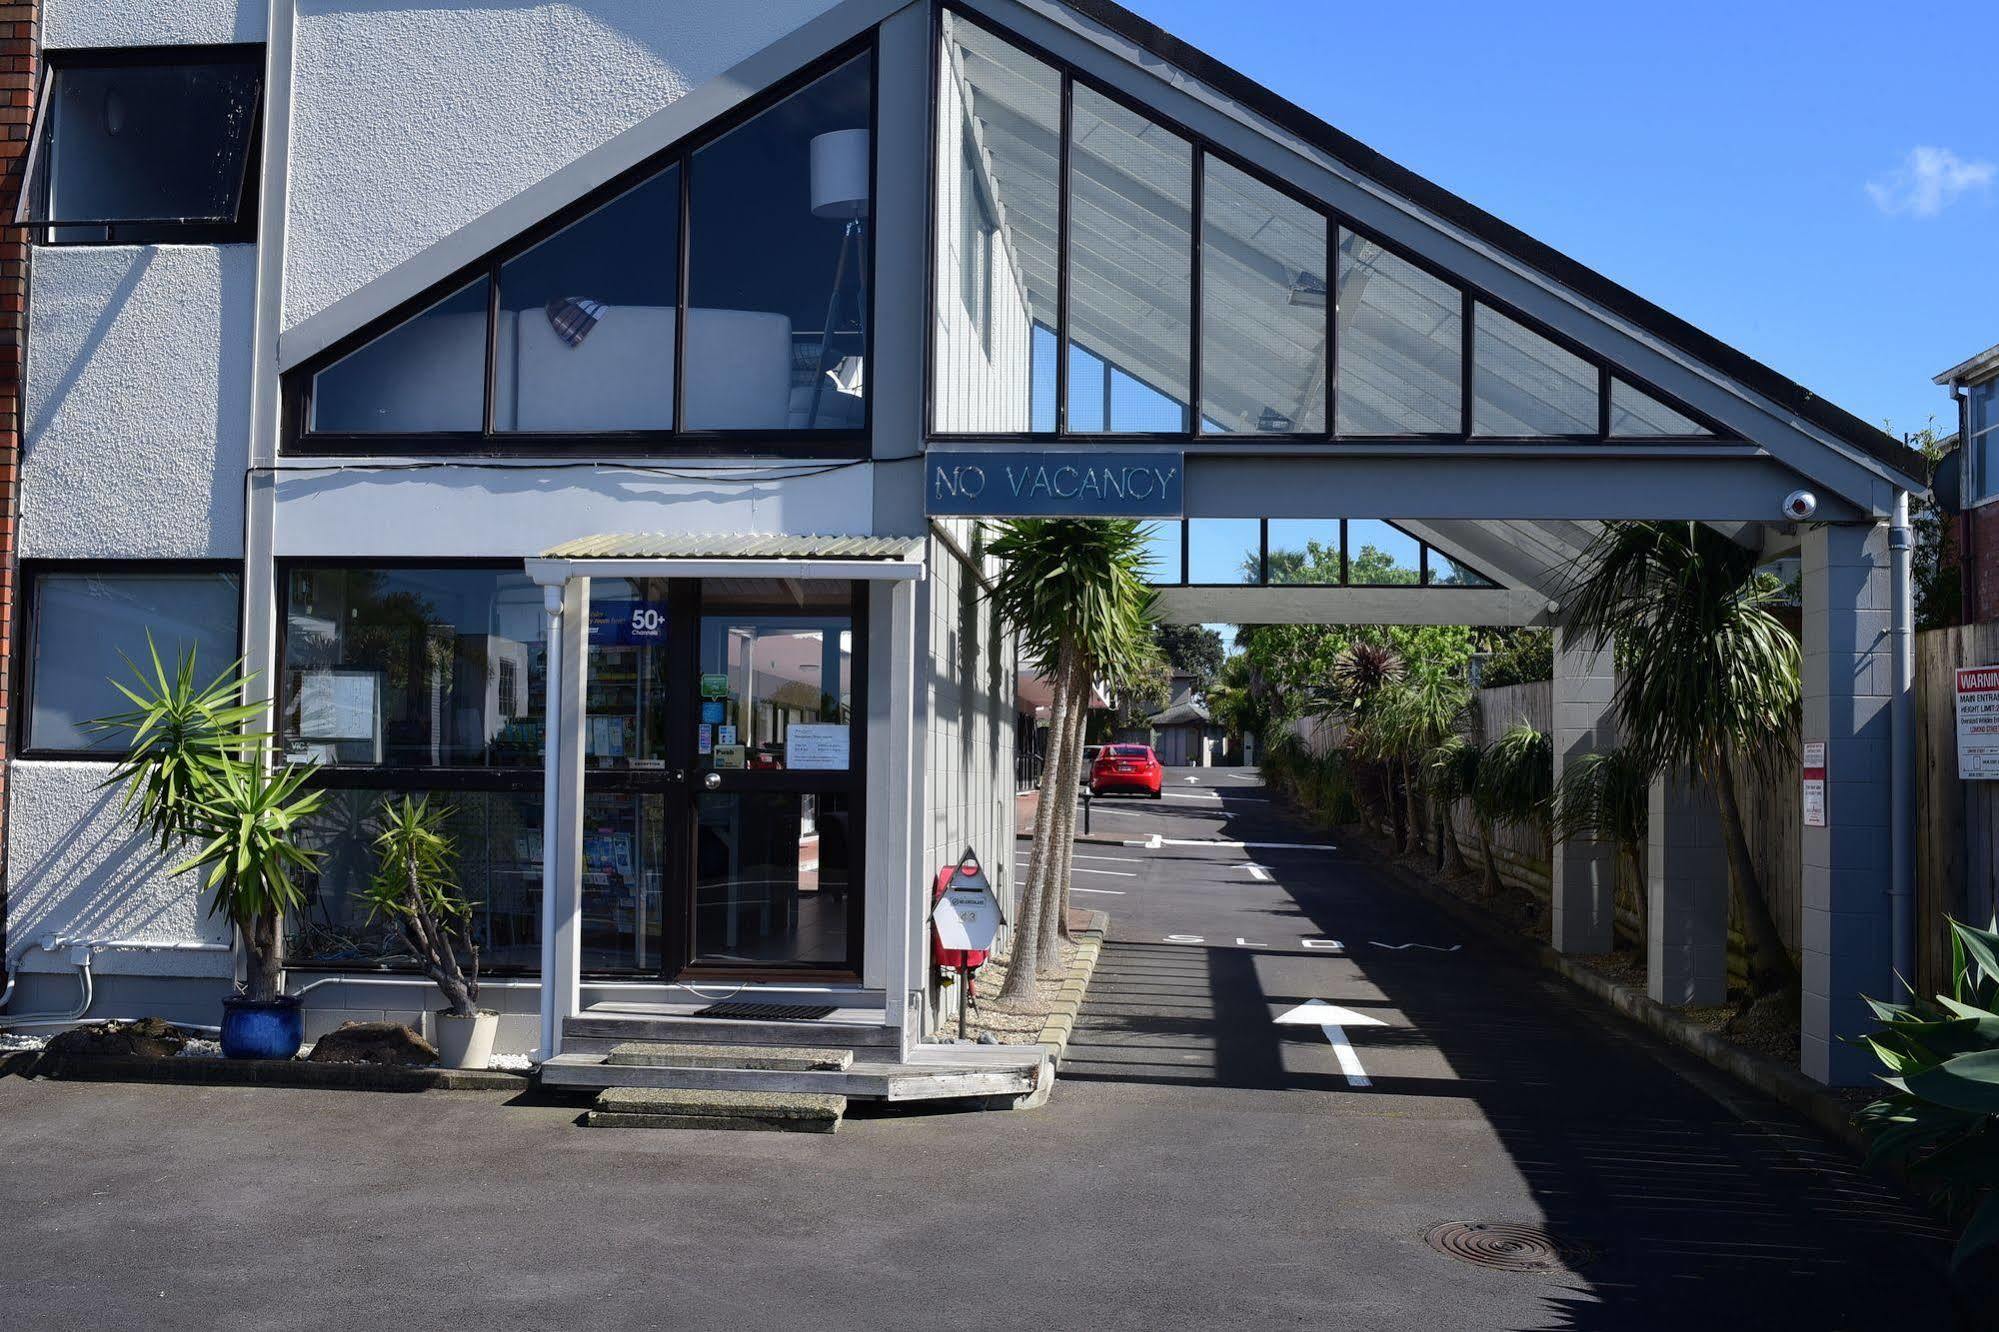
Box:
(1916, 624, 1999, 995)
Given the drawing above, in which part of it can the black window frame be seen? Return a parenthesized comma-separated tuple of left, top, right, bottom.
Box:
(282, 34, 879, 461)
(924, 3, 1728, 449)
(1155, 518, 1498, 590)
(13, 558, 247, 760)
(17, 43, 265, 247)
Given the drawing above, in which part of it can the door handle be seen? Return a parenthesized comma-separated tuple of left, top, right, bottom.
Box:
(703, 771, 723, 791)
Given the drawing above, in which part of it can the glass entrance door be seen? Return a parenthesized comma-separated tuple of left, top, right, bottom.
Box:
(683, 579, 865, 976)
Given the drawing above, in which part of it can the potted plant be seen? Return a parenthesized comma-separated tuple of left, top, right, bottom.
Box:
(362, 795, 496, 1069)
(94, 640, 325, 1060)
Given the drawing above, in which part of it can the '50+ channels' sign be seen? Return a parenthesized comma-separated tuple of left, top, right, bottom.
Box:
(925, 450, 1183, 518)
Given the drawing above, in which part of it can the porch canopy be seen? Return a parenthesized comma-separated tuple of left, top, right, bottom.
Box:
(523, 532, 924, 1060)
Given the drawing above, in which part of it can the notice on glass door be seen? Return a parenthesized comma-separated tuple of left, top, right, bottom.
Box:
(787, 723, 849, 770)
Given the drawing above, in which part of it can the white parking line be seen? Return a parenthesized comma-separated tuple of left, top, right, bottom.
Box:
(1245, 864, 1272, 881)
(1073, 866, 1137, 878)
(1071, 886, 1126, 896)
(1160, 837, 1337, 852)
(1162, 791, 1221, 801)
(1225, 772, 1259, 781)
(1025, 852, 1144, 864)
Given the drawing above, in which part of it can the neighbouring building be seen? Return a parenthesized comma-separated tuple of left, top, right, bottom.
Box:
(0, 0, 1933, 1088)
(1936, 344, 1998, 621)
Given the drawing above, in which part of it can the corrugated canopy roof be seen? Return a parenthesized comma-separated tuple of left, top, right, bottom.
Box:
(539, 533, 925, 560)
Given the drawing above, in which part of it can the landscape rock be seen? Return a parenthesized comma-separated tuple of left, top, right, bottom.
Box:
(307, 1021, 438, 1067)
(44, 1017, 188, 1060)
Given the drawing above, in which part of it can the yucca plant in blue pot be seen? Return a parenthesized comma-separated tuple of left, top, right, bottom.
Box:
(93, 640, 324, 1059)
(1855, 916, 1999, 1318)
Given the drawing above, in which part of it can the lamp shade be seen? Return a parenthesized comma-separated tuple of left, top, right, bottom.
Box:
(810, 128, 870, 220)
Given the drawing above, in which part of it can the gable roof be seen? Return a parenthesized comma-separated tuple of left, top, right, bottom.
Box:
(1056, 0, 1924, 483)
(280, 0, 1925, 487)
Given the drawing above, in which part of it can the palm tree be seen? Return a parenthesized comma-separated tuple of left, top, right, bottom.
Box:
(1387, 664, 1472, 856)
(1561, 521, 1800, 997)
(1551, 746, 1651, 946)
(1425, 735, 1481, 879)
(986, 519, 1158, 999)
(1472, 722, 1553, 894)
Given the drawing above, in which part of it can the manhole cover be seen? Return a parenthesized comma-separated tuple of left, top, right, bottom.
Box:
(1423, 1222, 1595, 1275)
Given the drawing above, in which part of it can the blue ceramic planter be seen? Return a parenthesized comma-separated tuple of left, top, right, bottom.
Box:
(219, 994, 304, 1060)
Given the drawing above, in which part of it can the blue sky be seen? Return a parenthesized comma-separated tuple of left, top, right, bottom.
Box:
(1122, 0, 1994, 442)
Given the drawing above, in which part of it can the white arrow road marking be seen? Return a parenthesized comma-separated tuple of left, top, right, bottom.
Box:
(1369, 941, 1462, 952)
(1274, 1000, 1387, 1088)
(1244, 863, 1272, 881)
(1184, 775, 1199, 783)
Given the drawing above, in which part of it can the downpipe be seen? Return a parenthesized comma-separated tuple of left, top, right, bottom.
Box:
(1890, 491, 1916, 998)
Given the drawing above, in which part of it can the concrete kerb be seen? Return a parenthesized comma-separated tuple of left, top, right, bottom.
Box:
(1358, 847, 1872, 1157)
(1036, 910, 1110, 1069)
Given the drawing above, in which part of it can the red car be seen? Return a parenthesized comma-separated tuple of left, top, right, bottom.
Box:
(1091, 744, 1164, 798)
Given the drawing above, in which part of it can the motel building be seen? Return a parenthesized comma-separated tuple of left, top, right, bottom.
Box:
(0, 0, 1927, 1095)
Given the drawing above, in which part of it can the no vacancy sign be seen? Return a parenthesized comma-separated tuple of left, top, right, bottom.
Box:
(1957, 666, 1999, 780)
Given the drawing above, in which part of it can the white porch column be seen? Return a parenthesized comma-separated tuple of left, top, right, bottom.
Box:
(873, 575, 921, 1053)
(1551, 625, 1618, 954)
(1800, 521, 1898, 1085)
(1647, 772, 1729, 1005)
(534, 575, 589, 1061)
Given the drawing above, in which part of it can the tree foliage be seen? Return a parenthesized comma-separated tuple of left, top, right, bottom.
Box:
(363, 795, 482, 1017)
(1154, 623, 1226, 687)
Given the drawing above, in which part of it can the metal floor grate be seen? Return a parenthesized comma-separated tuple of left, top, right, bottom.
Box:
(694, 1002, 839, 1022)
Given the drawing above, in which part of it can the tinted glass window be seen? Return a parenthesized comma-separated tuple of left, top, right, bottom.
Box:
(1187, 518, 1261, 584)
(1335, 231, 1461, 434)
(281, 566, 544, 768)
(697, 581, 853, 772)
(934, 15, 1059, 433)
(1968, 381, 1999, 503)
(1346, 520, 1422, 585)
(1067, 86, 1192, 432)
(686, 52, 873, 430)
(1610, 377, 1711, 438)
(1473, 304, 1597, 436)
(1201, 158, 1326, 434)
(28, 569, 240, 751)
(308, 278, 491, 434)
(27, 57, 260, 241)
(1266, 520, 1342, 585)
(497, 168, 680, 432)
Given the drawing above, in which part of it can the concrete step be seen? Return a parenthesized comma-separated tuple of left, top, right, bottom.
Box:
(606, 1041, 854, 1072)
(564, 1013, 900, 1051)
(588, 1087, 845, 1133)
(540, 1050, 1042, 1102)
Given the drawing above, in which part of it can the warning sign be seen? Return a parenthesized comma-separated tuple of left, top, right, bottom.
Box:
(1802, 741, 1826, 828)
(1958, 666, 1999, 780)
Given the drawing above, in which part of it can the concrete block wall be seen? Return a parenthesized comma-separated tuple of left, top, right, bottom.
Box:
(1550, 627, 1617, 954)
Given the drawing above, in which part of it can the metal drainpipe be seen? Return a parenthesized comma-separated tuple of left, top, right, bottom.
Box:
(1890, 490, 1916, 997)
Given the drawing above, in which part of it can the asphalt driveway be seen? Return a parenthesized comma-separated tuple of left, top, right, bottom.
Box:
(0, 767, 1950, 1330)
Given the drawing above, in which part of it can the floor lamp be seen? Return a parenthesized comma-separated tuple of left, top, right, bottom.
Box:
(808, 128, 869, 429)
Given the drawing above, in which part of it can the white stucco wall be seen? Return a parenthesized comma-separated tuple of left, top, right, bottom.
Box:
(22, 244, 254, 559)
(5, 762, 231, 977)
(43, 0, 264, 48)
(283, 0, 843, 330)
(272, 461, 881, 556)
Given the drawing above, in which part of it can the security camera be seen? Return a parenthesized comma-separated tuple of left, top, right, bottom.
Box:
(1782, 490, 1817, 521)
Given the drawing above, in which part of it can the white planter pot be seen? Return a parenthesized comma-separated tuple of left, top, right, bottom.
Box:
(434, 1009, 499, 1070)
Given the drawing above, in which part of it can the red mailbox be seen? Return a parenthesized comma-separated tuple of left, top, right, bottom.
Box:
(931, 862, 991, 970)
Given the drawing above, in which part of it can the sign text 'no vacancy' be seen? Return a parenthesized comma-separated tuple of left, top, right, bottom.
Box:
(926, 450, 1184, 518)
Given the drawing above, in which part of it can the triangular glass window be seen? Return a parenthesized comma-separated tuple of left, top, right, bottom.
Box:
(309, 276, 491, 434)
(1610, 377, 1713, 437)
(1336, 231, 1461, 435)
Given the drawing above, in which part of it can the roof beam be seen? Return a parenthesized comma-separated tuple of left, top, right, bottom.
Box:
(1155, 584, 1547, 627)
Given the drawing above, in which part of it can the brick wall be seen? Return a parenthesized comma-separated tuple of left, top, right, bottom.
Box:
(1961, 506, 1999, 625)
(0, 3, 33, 887)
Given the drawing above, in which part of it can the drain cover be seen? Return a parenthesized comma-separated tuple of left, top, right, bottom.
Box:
(694, 1002, 838, 1022)
(1423, 1222, 1595, 1275)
